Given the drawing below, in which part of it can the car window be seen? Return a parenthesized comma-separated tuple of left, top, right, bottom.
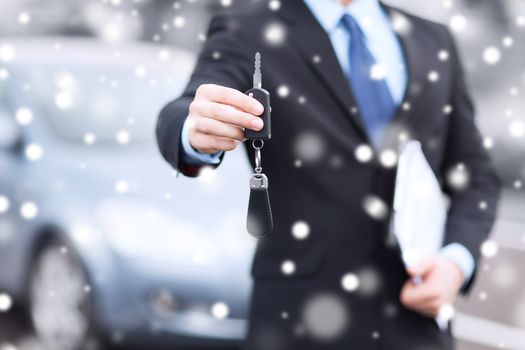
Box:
(12, 64, 183, 145)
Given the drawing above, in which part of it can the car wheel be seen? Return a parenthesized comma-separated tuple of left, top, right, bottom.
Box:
(29, 238, 99, 350)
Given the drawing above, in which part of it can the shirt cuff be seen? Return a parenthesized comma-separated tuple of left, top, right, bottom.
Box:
(180, 117, 224, 166)
(439, 243, 475, 286)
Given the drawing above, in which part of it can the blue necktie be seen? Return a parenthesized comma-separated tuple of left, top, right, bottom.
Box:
(341, 14, 396, 148)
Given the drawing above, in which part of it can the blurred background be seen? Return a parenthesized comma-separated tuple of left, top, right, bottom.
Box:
(0, 0, 524, 349)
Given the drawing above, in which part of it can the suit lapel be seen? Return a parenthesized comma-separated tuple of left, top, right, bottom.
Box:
(278, 0, 371, 143)
(278, 1, 430, 148)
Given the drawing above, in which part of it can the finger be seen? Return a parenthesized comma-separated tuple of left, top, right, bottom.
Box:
(195, 117, 246, 141)
(197, 84, 264, 115)
(190, 131, 239, 153)
(407, 258, 437, 278)
(400, 282, 440, 306)
(192, 101, 264, 131)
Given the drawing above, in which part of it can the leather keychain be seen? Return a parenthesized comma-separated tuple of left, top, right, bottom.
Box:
(245, 52, 273, 238)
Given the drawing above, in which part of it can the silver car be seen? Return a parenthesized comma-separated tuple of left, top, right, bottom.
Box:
(0, 38, 255, 350)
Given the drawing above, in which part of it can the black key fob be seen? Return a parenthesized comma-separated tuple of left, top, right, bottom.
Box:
(245, 87, 271, 140)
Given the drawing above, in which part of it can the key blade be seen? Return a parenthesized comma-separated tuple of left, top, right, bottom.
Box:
(253, 52, 262, 88)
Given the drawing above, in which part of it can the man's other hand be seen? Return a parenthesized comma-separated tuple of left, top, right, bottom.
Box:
(187, 84, 265, 154)
(400, 257, 464, 317)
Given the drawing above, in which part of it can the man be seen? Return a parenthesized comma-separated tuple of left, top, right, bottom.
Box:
(156, 0, 500, 348)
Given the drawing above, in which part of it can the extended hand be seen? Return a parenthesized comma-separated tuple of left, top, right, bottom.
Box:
(187, 84, 264, 154)
(400, 257, 464, 317)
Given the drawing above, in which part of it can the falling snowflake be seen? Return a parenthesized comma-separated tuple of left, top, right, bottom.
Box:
(197, 166, 217, 184)
(18, 12, 31, 25)
(509, 119, 525, 138)
(379, 149, 397, 168)
(0, 44, 15, 62)
(269, 0, 281, 11)
(0, 67, 8, 80)
(438, 304, 456, 322)
(277, 85, 289, 98)
(55, 91, 74, 109)
(481, 240, 498, 258)
(0, 195, 9, 214)
(301, 293, 348, 341)
(15, 107, 33, 125)
(312, 55, 321, 64)
(362, 195, 388, 220)
(220, 0, 233, 7)
(211, 301, 230, 319)
(449, 14, 467, 33)
(291, 221, 310, 240)
(134, 65, 147, 78)
(20, 201, 38, 220)
(173, 16, 185, 28)
(115, 180, 129, 194)
(446, 163, 470, 190)
(483, 136, 494, 149)
(341, 273, 359, 292)
(294, 131, 325, 163)
(281, 260, 296, 275)
(116, 130, 130, 144)
(443, 104, 453, 115)
(0, 293, 13, 312)
(427, 70, 439, 82)
(84, 132, 97, 145)
(25, 143, 43, 161)
(390, 12, 412, 35)
(354, 144, 373, 163)
(158, 48, 170, 61)
(370, 64, 387, 80)
(502, 36, 514, 48)
(264, 22, 286, 46)
(438, 50, 449, 61)
(483, 47, 501, 65)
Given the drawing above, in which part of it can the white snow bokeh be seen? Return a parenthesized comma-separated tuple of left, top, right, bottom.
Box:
(20, 201, 38, 220)
(15, 107, 33, 125)
(379, 149, 397, 168)
(0, 293, 13, 312)
(449, 14, 467, 33)
(0, 196, 9, 214)
(370, 64, 387, 81)
(481, 240, 498, 258)
(354, 144, 373, 163)
(301, 293, 348, 341)
(362, 195, 388, 220)
(211, 301, 229, 319)
(291, 221, 310, 240)
(281, 260, 296, 275)
(25, 143, 43, 161)
(446, 163, 470, 191)
(483, 47, 501, 65)
(293, 131, 326, 164)
(341, 273, 359, 292)
(0, 44, 15, 62)
(268, 0, 281, 11)
(264, 22, 286, 46)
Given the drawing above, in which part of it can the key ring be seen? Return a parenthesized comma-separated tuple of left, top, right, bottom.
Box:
(252, 140, 264, 173)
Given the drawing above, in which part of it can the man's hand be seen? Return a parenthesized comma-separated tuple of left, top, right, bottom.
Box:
(187, 84, 265, 154)
(400, 257, 464, 317)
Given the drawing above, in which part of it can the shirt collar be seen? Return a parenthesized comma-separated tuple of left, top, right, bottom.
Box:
(303, 0, 386, 38)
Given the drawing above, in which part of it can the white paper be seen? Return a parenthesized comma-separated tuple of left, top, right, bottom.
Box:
(391, 141, 449, 330)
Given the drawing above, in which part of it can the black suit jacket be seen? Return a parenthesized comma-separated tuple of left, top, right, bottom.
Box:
(156, 1, 500, 349)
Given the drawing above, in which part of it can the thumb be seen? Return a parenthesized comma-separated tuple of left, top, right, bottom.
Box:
(407, 258, 436, 278)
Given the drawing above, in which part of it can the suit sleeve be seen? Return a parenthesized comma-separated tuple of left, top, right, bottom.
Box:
(156, 14, 253, 177)
(440, 29, 501, 293)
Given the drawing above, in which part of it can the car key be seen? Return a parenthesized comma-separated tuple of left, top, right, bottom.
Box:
(246, 52, 273, 238)
(245, 52, 271, 140)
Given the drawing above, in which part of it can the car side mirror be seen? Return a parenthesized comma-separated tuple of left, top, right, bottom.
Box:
(0, 112, 22, 151)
